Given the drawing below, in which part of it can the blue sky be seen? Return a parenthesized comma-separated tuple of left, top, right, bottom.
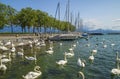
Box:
(1, 0, 120, 30)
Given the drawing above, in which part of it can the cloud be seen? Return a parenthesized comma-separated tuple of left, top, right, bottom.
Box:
(112, 19, 120, 22)
(82, 18, 120, 30)
(84, 19, 103, 30)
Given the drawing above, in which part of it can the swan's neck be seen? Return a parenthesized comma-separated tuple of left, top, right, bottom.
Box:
(78, 71, 85, 79)
(91, 53, 94, 56)
(116, 52, 119, 60)
(64, 55, 67, 61)
(34, 54, 37, 59)
(116, 52, 120, 69)
(9, 53, 11, 60)
(0, 59, 2, 65)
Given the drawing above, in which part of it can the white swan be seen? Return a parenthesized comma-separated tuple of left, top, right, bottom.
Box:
(23, 66, 42, 79)
(29, 44, 33, 48)
(116, 52, 120, 63)
(89, 53, 94, 61)
(0, 59, 7, 74)
(0, 41, 4, 45)
(77, 58, 85, 68)
(1, 53, 11, 63)
(25, 55, 36, 61)
(69, 47, 73, 51)
(65, 52, 74, 57)
(11, 45, 16, 53)
(60, 43, 62, 46)
(18, 42, 25, 46)
(17, 48, 24, 58)
(92, 49, 97, 53)
(4, 40, 11, 46)
(111, 52, 120, 75)
(0, 46, 8, 51)
(56, 52, 67, 66)
(91, 49, 97, 55)
(40, 40, 46, 46)
(86, 43, 90, 47)
(65, 48, 74, 57)
(78, 71, 85, 79)
(103, 44, 107, 48)
(46, 47, 54, 54)
(111, 68, 120, 75)
(72, 44, 76, 47)
(111, 43, 115, 47)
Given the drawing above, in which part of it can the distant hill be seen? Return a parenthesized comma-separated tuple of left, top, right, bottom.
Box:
(87, 29, 120, 34)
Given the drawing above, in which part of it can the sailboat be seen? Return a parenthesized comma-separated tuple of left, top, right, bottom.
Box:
(49, 0, 79, 41)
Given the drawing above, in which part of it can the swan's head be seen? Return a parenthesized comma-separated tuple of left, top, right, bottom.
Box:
(34, 66, 40, 72)
(64, 52, 67, 55)
(116, 52, 118, 56)
(82, 60, 86, 64)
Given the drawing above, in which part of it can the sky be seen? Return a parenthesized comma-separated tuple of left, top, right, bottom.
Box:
(1, 0, 120, 30)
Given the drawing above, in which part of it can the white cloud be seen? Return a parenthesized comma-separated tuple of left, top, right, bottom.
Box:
(84, 19, 103, 30)
(112, 19, 120, 22)
(82, 18, 120, 30)
(111, 19, 120, 30)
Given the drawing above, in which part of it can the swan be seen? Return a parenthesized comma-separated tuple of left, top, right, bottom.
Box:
(65, 52, 74, 57)
(29, 44, 33, 48)
(0, 46, 8, 51)
(77, 71, 85, 79)
(1, 53, 11, 63)
(111, 43, 115, 46)
(88, 53, 94, 62)
(17, 48, 24, 58)
(72, 44, 76, 47)
(65, 48, 74, 57)
(28, 41, 33, 44)
(11, 45, 16, 53)
(4, 40, 11, 46)
(91, 49, 97, 55)
(18, 42, 25, 46)
(40, 40, 46, 46)
(111, 52, 120, 75)
(0, 61, 7, 74)
(60, 43, 62, 46)
(77, 58, 85, 68)
(116, 52, 120, 62)
(25, 55, 36, 61)
(35, 42, 41, 46)
(25, 53, 36, 61)
(46, 47, 53, 54)
(56, 52, 67, 66)
(86, 43, 90, 47)
(0, 41, 4, 45)
(103, 44, 107, 48)
(111, 68, 120, 75)
(22, 66, 42, 79)
(69, 47, 73, 51)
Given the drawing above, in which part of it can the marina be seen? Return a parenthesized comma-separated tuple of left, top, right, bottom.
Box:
(1, 0, 120, 79)
(0, 34, 120, 79)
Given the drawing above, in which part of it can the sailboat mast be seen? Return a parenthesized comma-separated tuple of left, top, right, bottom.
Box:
(67, 0, 70, 32)
(78, 12, 80, 31)
(54, 2, 60, 33)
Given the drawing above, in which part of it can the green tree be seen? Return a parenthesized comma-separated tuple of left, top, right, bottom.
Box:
(0, 3, 7, 29)
(6, 5, 17, 33)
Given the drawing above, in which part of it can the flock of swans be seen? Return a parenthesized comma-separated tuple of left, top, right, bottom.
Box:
(0, 35, 120, 79)
(0, 39, 46, 79)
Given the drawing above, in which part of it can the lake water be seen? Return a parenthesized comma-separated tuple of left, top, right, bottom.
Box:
(0, 35, 120, 79)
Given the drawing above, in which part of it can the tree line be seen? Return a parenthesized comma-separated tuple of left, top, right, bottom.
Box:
(0, 2, 76, 33)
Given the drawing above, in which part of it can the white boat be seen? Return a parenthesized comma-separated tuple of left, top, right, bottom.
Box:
(49, 33, 80, 41)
